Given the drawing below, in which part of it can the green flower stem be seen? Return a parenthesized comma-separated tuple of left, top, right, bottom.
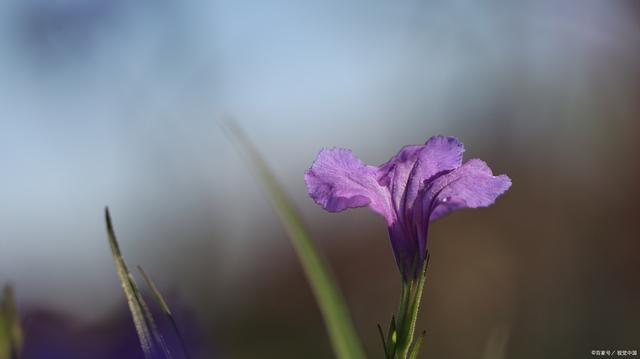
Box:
(389, 254, 430, 359)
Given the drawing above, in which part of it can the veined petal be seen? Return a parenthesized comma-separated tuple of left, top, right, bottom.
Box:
(377, 136, 464, 218)
(304, 148, 394, 223)
(425, 159, 512, 221)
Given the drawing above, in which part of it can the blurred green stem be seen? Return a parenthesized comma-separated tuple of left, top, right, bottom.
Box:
(226, 123, 366, 359)
(0, 286, 22, 359)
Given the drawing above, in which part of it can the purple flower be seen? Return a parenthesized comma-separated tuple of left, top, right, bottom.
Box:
(304, 136, 511, 279)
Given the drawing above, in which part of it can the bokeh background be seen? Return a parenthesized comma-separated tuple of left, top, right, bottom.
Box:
(1, 0, 639, 358)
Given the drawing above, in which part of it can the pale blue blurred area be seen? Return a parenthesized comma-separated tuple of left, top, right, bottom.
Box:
(0, 0, 638, 318)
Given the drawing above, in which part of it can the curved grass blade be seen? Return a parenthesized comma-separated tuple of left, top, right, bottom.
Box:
(105, 207, 155, 359)
(128, 273, 174, 359)
(224, 122, 366, 359)
(106, 207, 180, 359)
(138, 266, 192, 359)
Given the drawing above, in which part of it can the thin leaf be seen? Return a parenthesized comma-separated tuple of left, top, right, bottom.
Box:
(3, 287, 21, 359)
(105, 207, 155, 359)
(225, 122, 366, 359)
(407, 330, 426, 359)
(386, 315, 397, 359)
(106, 208, 176, 359)
(377, 323, 388, 357)
(0, 286, 22, 359)
(0, 314, 7, 359)
(128, 273, 174, 359)
(137, 266, 172, 316)
(0, 304, 8, 359)
(138, 266, 192, 359)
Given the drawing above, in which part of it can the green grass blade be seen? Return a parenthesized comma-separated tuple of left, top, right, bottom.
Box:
(0, 309, 7, 359)
(105, 207, 155, 359)
(0, 286, 22, 359)
(377, 323, 388, 357)
(129, 273, 175, 359)
(407, 330, 426, 359)
(137, 266, 172, 316)
(225, 123, 366, 359)
(138, 266, 192, 359)
(106, 208, 175, 359)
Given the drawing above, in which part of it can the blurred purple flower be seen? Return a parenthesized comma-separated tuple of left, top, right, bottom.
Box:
(304, 136, 511, 279)
(19, 303, 206, 359)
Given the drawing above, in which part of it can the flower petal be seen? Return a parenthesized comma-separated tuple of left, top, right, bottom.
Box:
(424, 159, 512, 221)
(304, 148, 394, 223)
(377, 136, 464, 218)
